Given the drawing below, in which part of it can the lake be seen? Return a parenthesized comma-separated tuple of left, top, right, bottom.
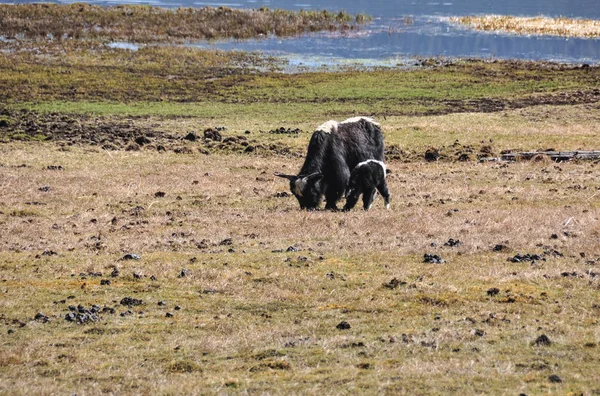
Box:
(7, 0, 600, 66)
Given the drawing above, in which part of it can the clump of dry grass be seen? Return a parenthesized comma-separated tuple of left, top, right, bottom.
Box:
(452, 15, 600, 38)
(0, 4, 370, 43)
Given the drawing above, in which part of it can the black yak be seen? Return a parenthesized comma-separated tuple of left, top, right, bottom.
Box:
(343, 159, 391, 211)
(275, 117, 384, 210)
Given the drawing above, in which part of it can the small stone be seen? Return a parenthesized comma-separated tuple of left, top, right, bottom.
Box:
(548, 374, 562, 383)
(166, 312, 174, 318)
(174, 305, 181, 311)
(487, 287, 500, 296)
(533, 334, 552, 346)
(158, 301, 166, 306)
(119, 253, 141, 261)
(336, 321, 351, 330)
(111, 268, 120, 277)
(34, 312, 50, 323)
(154, 191, 166, 198)
(423, 254, 445, 264)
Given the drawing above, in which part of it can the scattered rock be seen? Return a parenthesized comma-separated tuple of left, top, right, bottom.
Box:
(110, 268, 120, 277)
(166, 312, 174, 318)
(100, 279, 111, 286)
(38, 186, 51, 192)
(119, 253, 141, 261)
(444, 238, 462, 247)
(183, 132, 197, 142)
(492, 244, 508, 252)
(423, 254, 445, 264)
(548, 374, 562, 383)
(135, 135, 151, 146)
(34, 313, 50, 323)
(286, 246, 298, 252)
(269, 127, 300, 135)
(64, 305, 100, 324)
(178, 269, 190, 278)
(424, 148, 440, 162)
(383, 278, 406, 289)
(154, 191, 166, 198)
(336, 321, 351, 330)
(120, 297, 143, 307)
(174, 305, 181, 311)
(533, 334, 552, 346)
(203, 128, 222, 141)
(487, 287, 500, 296)
(275, 191, 290, 198)
(472, 329, 485, 337)
(508, 253, 545, 263)
(47, 165, 64, 171)
(219, 238, 233, 246)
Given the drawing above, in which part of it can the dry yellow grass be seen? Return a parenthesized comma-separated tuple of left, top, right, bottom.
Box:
(452, 15, 600, 38)
(1, 107, 600, 393)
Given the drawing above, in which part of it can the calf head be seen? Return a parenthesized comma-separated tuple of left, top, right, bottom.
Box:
(275, 172, 323, 209)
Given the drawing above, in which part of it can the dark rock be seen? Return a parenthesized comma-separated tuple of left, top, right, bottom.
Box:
(120, 310, 133, 317)
(508, 253, 544, 263)
(548, 374, 562, 383)
(383, 278, 406, 289)
(487, 287, 500, 296)
(178, 269, 190, 278)
(203, 128, 222, 141)
(424, 148, 440, 162)
(166, 312, 174, 318)
(219, 238, 233, 246)
(100, 279, 111, 286)
(119, 253, 141, 261)
(154, 191, 166, 198)
(47, 165, 64, 171)
(150, 275, 157, 281)
(111, 268, 120, 277)
(336, 321, 351, 330)
(493, 244, 508, 252)
(183, 132, 197, 142)
(444, 238, 461, 247)
(473, 329, 485, 337)
(533, 334, 552, 346)
(158, 301, 166, 306)
(286, 246, 298, 252)
(7, 329, 14, 334)
(550, 233, 559, 239)
(38, 186, 51, 192)
(34, 313, 50, 323)
(120, 297, 143, 307)
(174, 305, 181, 311)
(135, 135, 151, 146)
(423, 254, 445, 264)
(275, 191, 290, 198)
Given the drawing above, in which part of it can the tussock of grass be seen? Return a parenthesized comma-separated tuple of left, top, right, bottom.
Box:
(453, 15, 600, 38)
(0, 4, 369, 43)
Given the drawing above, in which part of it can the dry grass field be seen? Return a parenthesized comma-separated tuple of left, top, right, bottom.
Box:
(1, 3, 600, 394)
(1, 104, 600, 394)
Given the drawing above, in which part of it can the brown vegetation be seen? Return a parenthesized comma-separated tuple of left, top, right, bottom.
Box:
(453, 15, 600, 38)
(0, 3, 369, 42)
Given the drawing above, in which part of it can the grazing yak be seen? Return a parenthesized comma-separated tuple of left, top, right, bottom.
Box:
(343, 159, 391, 211)
(275, 116, 384, 210)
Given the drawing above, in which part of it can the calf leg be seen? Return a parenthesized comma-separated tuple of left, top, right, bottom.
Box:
(343, 190, 361, 211)
(377, 180, 391, 209)
(362, 188, 377, 211)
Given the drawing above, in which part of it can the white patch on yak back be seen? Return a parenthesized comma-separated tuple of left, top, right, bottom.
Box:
(340, 116, 380, 127)
(293, 178, 307, 197)
(356, 159, 387, 176)
(316, 120, 338, 134)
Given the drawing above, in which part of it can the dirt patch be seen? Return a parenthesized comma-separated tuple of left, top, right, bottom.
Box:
(0, 107, 301, 157)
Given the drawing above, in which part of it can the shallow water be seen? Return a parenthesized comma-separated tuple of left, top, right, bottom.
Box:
(7, 0, 600, 66)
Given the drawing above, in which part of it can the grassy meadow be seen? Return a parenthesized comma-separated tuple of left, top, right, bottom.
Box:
(1, 4, 600, 395)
